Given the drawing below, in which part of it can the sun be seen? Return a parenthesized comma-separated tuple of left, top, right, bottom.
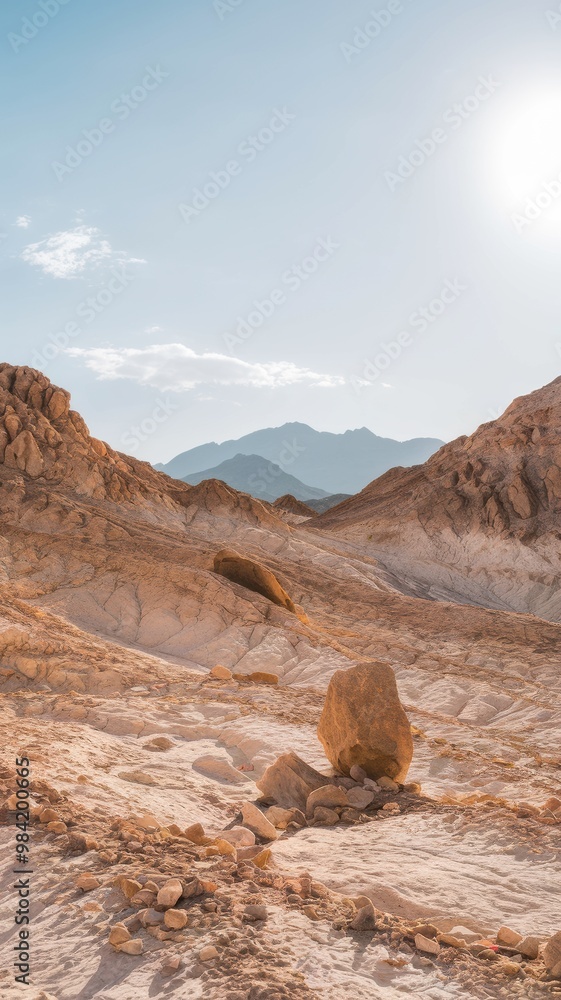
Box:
(491, 89, 561, 206)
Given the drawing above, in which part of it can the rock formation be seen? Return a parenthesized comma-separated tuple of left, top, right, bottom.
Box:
(317, 662, 414, 781)
(315, 376, 561, 621)
(213, 548, 297, 613)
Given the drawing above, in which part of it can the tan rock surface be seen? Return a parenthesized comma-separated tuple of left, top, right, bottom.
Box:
(317, 662, 413, 781)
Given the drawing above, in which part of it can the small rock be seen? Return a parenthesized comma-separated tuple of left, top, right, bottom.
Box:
(306, 784, 349, 817)
(39, 807, 60, 824)
(199, 945, 219, 961)
(438, 933, 465, 949)
(144, 736, 175, 751)
(157, 879, 183, 909)
(256, 751, 328, 811)
(518, 936, 540, 960)
(382, 802, 400, 814)
(340, 808, 362, 823)
(378, 776, 399, 791)
(140, 909, 165, 927)
(303, 905, 320, 921)
(120, 878, 142, 900)
(47, 821, 67, 834)
(240, 801, 278, 841)
(119, 939, 143, 955)
(136, 813, 160, 832)
(404, 781, 422, 794)
(130, 889, 156, 907)
(247, 671, 279, 685)
(218, 826, 256, 848)
(160, 955, 183, 976)
(350, 765, 367, 782)
(363, 778, 381, 791)
(75, 875, 100, 892)
(164, 909, 189, 930)
(265, 805, 303, 829)
(184, 822, 207, 845)
(109, 923, 131, 947)
(118, 771, 157, 786)
(350, 901, 378, 931)
(544, 931, 561, 978)
(500, 960, 521, 976)
(544, 797, 561, 812)
(347, 787, 375, 810)
(243, 904, 268, 922)
(312, 806, 340, 826)
(497, 926, 523, 948)
(213, 838, 236, 856)
(414, 923, 438, 939)
(209, 665, 232, 680)
(415, 934, 440, 956)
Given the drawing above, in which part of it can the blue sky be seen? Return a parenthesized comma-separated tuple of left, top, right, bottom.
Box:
(2, 0, 561, 462)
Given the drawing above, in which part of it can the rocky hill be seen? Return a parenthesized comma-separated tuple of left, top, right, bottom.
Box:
(1, 365, 561, 1000)
(181, 453, 329, 502)
(315, 377, 561, 621)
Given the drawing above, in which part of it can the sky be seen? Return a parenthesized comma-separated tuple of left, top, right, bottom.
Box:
(2, 0, 561, 463)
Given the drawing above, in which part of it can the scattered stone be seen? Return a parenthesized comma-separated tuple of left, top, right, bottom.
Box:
(306, 784, 349, 817)
(39, 808, 60, 824)
(199, 945, 219, 962)
(438, 933, 466, 949)
(303, 905, 320, 921)
(160, 955, 183, 976)
(346, 787, 375, 810)
(47, 821, 67, 834)
(130, 889, 156, 907)
(109, 923, 131, 947)
(75, 875, 100, 892)
(212, 838, 237, 857)
(415, 934, 441, 956)
(517, 936, 540, 959)
(363, 778, 381, 791)
(544, 931, 561, 978)
(164, 909, 189, 930)
(350, 901, 378, 931)
(350, 764, 367, 782)
(265, 805, 304, 829)
(317, 662, 413, 781)
(256, 751, 328, 810)
(144, 736, 175, 751)
(497, 926, 523, 948)
(340, 808, 363, 823)
(140, 909, 165, 927)
(404, 781, 422, 794)
(378, 776, 400, 792)
(218, 826, 255, 848)
(243, 904, 268, 922)
(209, 664, 233, 680)
(192, 755, 251, 785)
(312, 806, 340, 826)
(119, 878, 142, 900)
(136, 813, 160, 832)
(240, 801, 278, 841)
(247, 671, 279, 685)
(184, 822, 207, 845)
(500, 960, 521, 976)
(118, 771, 157, 786)
(119, 939, 143, 956)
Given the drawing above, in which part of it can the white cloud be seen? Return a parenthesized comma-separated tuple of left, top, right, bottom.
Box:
(15, 215, 31, 228)
(145, 325, 163, 334)
(67, 344, 345, 391)
(20, 225, 146, 279)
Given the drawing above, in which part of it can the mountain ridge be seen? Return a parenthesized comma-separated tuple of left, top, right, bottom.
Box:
(157, 422, 445, 494)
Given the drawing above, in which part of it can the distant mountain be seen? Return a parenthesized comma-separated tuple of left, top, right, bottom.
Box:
(181, 453, 329, 503)
(158, 423, 445, 494)
(306, 494, 352, 513)
(273, 494, 317, 517)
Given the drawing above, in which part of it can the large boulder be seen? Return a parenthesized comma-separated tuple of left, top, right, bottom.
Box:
(213, 549, 296, 613)
(317, 662, 413, 782)
(256, 752, 328, 810)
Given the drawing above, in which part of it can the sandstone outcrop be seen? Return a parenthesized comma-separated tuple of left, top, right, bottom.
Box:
(317, 662, 413, 782)
(213, 548, 296, 613)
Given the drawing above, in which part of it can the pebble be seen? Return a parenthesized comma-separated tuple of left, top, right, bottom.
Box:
(119, 939, 143, 955)
(75, 875, 100, 892)
(347, 787, 375, 810)
(350, 765, 367, 782)
(164, 909, 189, 930)
(415, 934, 440, 956)
(497, 926, 523, 947)
(378, 776, 399, 791)
(109, 923, 131, 947)
(517, 936, 540, 959)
